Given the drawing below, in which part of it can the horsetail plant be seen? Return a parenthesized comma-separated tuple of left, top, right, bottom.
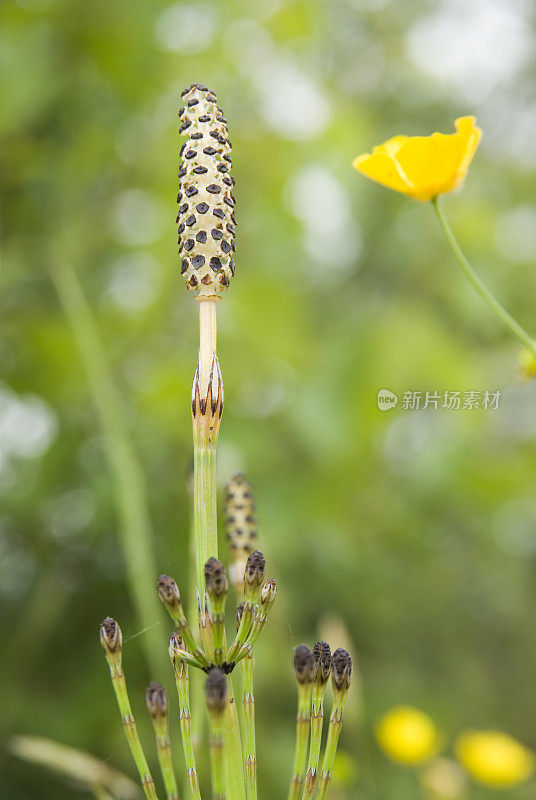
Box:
(99, 83, 352, 800)
(145, 683, 180, 800)
(169, 634, 202, 800)
(288, 646, 315, 800)
(303, 642, 333, 800)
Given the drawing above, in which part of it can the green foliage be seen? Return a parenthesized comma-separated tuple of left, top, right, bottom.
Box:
(2, 1, 536, 799)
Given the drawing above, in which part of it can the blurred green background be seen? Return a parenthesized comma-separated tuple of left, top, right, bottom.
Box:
(2, 0, 536, 798)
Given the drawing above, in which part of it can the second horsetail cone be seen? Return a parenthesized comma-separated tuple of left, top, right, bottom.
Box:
(225, 474, 258, 591)
(178, 83, 236, 298)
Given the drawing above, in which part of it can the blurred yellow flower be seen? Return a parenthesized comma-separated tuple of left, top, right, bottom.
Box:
(519, 348, 536, 380)
(352, 116, 481, 202)
(375, 706, 440, 765)
(456, 730, 534, 788)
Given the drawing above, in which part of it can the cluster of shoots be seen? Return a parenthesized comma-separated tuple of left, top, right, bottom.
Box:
(98, 83, 352, 800)
(100, 540, 276, 800)
(288, 644, 353, 800)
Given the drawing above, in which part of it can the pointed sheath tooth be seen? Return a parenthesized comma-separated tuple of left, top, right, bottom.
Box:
(191, 363, 201, 417)
(177, 85, 236, 298)
(168, 631, 183, 665)
(191, 354, 224, 446)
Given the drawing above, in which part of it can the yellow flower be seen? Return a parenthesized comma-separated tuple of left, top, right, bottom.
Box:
(455, 730, 534, 789)
(375, 706, 440, 765)
(352, 117, 481, 202)
(519, 348, 536, 380)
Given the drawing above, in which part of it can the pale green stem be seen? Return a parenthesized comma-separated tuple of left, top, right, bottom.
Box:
(210, 595, 227, 666)
(302, 683, 327, 800)
(316, 691, 348, 800)
(151, 718, 180, 800)
(104, 659, 160, 800)
(432, 198, 536, 358)
(193, 303, 244, 799)
(208, 709, 226, 800)
(173, 661, 202, 800)
(188, 477, 206, 758)
(50, 263, 164, 675)
(242, 653, 257, 800)
(194, 445, 218, 595)
(223, 679, 246, 800)
(287, 682, 313, 800)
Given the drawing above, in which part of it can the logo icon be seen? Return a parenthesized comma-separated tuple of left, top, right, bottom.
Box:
(377, 389, 398, 411)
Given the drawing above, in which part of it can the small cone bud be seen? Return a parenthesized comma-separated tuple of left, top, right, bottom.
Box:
(178, 84, 236, 298)
(244, 550, 265, 593)
(145, 682, 168, 719)
(225, 474, 258, 591)
(99, 617, 122, 656)
(205, 667, 228, 714)
(331, 648, 352, 692)
(260, 578, 277, 608)
(157, 575, 182, 614)
(293, 645, 315, 685)
(313, 640, 332, 685)
(169, 631, 186, 654)
(204, 557, 228, 598)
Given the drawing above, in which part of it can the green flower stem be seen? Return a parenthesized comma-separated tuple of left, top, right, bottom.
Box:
(302, 682, 327, 800)
(316, 689, 349, 800)
(242, 653, 257, 800)
(103, 658, 159, 800)
(287, 682, 313, 800)
(223, 680, 246, 800)
(193, 444, 218, 596)
(150, 717, 180, 800)
(172, 661, 202, 800)
(431, 198, 536, 358)
(51, 262, 164, 676)
(208, 708, 226, 800)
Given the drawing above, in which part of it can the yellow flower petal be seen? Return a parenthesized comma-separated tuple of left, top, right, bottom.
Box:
(456, 730, 534, 789)
(375, 706, 440, 766)
(352, 117, 481, 202)
(352, 151, 414, 195)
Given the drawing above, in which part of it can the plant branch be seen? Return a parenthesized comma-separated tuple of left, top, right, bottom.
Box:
(432, 198, 536, 358)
